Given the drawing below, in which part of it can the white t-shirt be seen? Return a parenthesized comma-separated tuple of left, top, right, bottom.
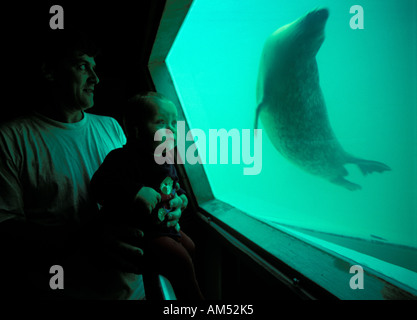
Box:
(0, 111, 144, 299)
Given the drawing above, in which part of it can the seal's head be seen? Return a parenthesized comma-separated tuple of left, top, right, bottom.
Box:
(271, 8, 329, 59)
(302, 8, 329, 31)
(295, 8, 329, 56)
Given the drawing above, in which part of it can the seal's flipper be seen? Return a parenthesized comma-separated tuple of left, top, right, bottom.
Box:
(331, 177, 362, 191)
(349, 158, 391, 176)
(254, 101, 267, 130)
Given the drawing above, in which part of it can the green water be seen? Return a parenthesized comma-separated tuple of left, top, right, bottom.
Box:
(166, 0, 417, 252)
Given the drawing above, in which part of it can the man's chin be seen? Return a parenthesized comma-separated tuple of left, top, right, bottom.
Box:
(81, 102, 94, 111)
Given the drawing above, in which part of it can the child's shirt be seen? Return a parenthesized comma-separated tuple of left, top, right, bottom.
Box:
(91, 144, 184, 237)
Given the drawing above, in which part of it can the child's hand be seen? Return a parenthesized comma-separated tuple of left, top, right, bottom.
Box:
(175, 183, 188, 210)
(135, 187, 161, 213)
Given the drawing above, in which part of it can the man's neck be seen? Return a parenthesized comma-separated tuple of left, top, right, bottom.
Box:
(37, 105, 84, 123)
(59, 109, 84, 123)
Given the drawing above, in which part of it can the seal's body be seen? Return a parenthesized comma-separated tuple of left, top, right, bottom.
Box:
(255, 8, 390, 190)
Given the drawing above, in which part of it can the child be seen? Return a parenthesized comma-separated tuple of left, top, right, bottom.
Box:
(90, 92, 203, 300)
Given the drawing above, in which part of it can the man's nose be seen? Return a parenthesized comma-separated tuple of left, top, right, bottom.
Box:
(88, 68, 100, 85)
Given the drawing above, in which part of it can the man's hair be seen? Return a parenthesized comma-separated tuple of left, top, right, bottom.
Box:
(41, 29, 101, 68)
(123, 92, 172, 139)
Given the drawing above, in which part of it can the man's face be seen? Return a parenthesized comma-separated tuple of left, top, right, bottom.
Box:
(55, 51, 99, 111)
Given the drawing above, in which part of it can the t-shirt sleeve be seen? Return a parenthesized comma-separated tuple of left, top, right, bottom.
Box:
(110, 117, 127, 146)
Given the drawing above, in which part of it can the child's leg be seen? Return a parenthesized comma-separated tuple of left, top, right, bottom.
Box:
(177, 230, 195, 258)
(145, 235, 204, 300)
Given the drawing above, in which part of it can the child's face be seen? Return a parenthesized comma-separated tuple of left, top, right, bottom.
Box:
(145, 99, 178, 152)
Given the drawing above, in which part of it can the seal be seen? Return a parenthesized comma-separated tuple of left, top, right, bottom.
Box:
(255, 8, 390, 190)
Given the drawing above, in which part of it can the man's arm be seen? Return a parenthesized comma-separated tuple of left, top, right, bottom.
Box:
(0, 157, 145, 278)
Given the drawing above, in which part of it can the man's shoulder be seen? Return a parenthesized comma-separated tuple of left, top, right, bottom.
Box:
(86, 113, 125, 138)
(0, 114, 39, 137)
(86, 112, 120, 127)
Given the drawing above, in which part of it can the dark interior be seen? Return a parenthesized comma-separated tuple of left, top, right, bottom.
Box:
(5, 1, 165, 123)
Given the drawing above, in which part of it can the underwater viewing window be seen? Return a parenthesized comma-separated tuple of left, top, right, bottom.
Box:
(149, 0, 417, 298)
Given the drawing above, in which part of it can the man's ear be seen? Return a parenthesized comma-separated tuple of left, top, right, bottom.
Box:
(41, 62, 54, 81)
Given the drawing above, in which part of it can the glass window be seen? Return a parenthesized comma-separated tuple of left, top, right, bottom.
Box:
(155, 0, 417, 293)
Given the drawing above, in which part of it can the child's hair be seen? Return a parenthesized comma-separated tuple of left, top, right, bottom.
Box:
(123, 91, 172, 139)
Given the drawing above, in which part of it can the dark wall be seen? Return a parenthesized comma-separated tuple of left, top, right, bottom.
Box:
(3, 0, 165, 124)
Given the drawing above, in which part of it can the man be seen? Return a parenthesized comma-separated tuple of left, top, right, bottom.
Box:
(0, 30, 184, 299)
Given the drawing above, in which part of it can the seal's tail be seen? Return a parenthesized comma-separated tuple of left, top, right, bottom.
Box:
(348, 157, 391, 176)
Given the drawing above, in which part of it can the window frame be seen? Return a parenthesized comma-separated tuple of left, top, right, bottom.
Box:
(148, 0, 417, 300)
